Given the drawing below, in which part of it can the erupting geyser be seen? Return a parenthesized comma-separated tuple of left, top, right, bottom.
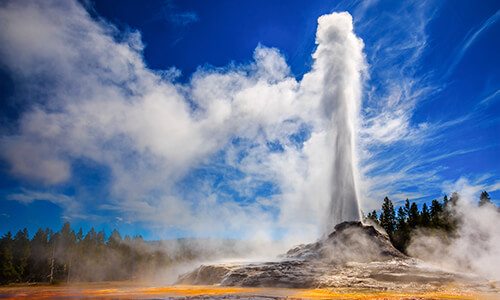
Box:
(177, 13, 496, 292)
(310, 13, 364, 231)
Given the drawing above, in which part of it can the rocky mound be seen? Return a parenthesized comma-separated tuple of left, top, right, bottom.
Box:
(284, 221, 405, 263)
(177, 222, 478, 289)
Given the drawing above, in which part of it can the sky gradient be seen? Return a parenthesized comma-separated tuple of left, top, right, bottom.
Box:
(0, 0, 499, 240)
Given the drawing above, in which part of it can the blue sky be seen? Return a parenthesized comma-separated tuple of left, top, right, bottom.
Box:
(0, 0, 499, 240)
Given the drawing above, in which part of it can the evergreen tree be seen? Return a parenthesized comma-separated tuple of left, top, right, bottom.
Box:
(58, 222, 76, 282)
(396, 206, 407, 225)
(392, 206, 410, 252)
(366, 210, 379, 224)
(408, 202, 419, 228)
(29, 228, 50, 282)
(421, 203, 431, 227)
(379, 197, 396, 237)
(403, 199, 411, 216)
(479, 191, 492, 206)
(430, 199, 443, 227)
(83, 228, 97, 250)
(13, 229, 30, 281)
(442, 194, 459, 232)
(108, 229, 122, 248)
(48, 230, 59, 283)
(76, 228, 83, 243)
(0, 232, 18, 283)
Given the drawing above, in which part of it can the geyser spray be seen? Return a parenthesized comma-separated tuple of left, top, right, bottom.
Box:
(311, 13, 365, 232)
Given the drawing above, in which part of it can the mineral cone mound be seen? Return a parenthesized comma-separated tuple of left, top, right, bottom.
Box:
(284, 221, 406, 263)
(177, 222, 486, 290)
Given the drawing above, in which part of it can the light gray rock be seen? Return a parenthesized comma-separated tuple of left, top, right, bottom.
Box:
(177, 222, 486, 291)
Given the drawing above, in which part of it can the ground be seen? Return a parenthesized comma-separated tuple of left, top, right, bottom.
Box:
(0, 282, 498, 299)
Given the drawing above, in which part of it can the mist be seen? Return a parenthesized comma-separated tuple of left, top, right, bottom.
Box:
(407, 179, 500, 281)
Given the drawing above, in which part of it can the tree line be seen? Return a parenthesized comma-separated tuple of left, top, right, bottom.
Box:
(365, 191, 495, 253)
(0, 223, 206, 285)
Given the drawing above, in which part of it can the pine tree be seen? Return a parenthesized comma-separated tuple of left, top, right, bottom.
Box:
(76, 228, 83, 243)
(0, 232, 18, 283)
(392, 206, 410, 252)
(408, 202, 419, 228)
(421, 203, 431, 227)
(58, 222, 76, 282)
(366, 210, 379, 224)
(13, 229, 30, 281)
(440, 193, 460, 232)
(108, 229, 122, 248)
(430, 199, 443, 227)
(379, 197, 396, 237)
(479, 191, 492, 206)
(404, 199, 411, 216)
(29, 228, 50, 282)
(48, 231, 59, 283)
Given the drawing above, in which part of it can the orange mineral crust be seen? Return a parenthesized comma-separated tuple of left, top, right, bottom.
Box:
(0, 283, 497, 299)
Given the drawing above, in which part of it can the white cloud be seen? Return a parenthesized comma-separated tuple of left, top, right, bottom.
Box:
(0, 1, 366, 242)
(7, 190, 82, 218)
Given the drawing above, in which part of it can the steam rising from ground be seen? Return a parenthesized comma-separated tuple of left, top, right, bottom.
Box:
(408, 179, 500, 281)
(0, 1, 364, 240)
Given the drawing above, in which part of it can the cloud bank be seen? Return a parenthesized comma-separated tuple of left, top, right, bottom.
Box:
(0, 0, 366, 242)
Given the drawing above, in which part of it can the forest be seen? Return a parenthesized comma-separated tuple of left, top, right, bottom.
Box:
(0, 191, 496, 285)
(0, 223, 247, 284)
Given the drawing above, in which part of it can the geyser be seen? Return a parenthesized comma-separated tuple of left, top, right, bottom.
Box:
(310, 13, 364, 231)
(176, 13, 497, 294)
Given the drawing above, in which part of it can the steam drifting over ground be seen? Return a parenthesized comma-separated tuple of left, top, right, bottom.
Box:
(0, 1, 365, 242)
(408, 179, 500, 281)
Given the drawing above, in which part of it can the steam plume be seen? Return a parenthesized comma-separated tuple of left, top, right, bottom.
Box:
(408, 179, 500, 281)
(305, 13, 365, 232)
(0, 0, 366, 240)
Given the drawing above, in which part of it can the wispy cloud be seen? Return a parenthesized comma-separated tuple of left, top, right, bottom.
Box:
(445, 9, 500, 78)
(479, 89, 500, 106)
(348, 1, 499, 209)
(168, 11, 198, 26)
(7, 189, 84, 218)
(349, 0, 445, 206)
(162, 0, 199, 27)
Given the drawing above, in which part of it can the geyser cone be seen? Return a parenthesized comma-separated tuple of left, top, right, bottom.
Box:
(310, 13, 365, 230)
(178, 222, 478, 290)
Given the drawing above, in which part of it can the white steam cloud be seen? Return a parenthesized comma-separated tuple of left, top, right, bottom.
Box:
(408, 178, 500, 281)
(0, 0, 365, 242)
(310, 14, 364, 230)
